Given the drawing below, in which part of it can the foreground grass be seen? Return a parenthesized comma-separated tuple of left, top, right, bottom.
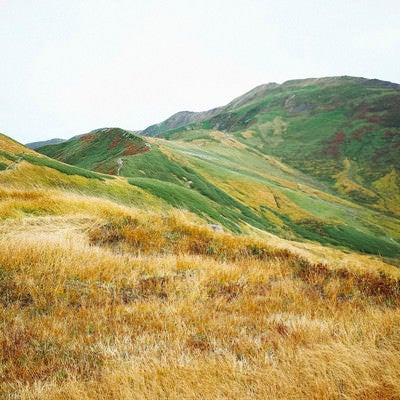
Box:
(0, 193, 399, 399)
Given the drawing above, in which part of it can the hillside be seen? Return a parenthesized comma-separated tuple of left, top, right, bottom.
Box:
(143, 76, 400, 216)
(0, 132, 164, 211)
(37, 117, 400, 261)
(25, 138, 66, 149)
(141, 108, 222, 136)
(37, 128, 150, 175)
(1, 132, 400, 399)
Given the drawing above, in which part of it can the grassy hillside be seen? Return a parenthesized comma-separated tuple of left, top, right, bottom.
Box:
(147, 76, 400, 216)
(141, 109, 222, 136)
(0, 133, 165, 212)
(37, 126, 400, 261)
(2, 132, 400, 399)
(38, 128, 150, 175)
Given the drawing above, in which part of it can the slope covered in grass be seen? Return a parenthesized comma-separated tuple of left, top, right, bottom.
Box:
(0, 133, 163, 213)
(1, 131, 400, 399)
(38, 128, 150, 175)
(36, 124, 400, 260)
(1, 196, 400, 399)
(146, 76, 400, 215)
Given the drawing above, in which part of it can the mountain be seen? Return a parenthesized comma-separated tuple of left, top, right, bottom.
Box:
(0, 132, 161, 211)
(141, 108, 222, 136)
(36, 83, 400, 262)
(140, 83, 280, 137)
(1, 130, 400, 399)
(25, 138, 66, 149)
(141, 76, 400, 216)
(37, 127, 151, 175)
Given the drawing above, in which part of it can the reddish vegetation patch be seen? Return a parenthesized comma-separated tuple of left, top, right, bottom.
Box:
(384, 129, 395, 139)
(323, 131, 346, 158)
(332, 132, 346, 143)
(353, 131, 362, 142)
(382, 130, 400, 148)
(123, 145, 150, 156)
(367, 115, 383, 124)
(355, 111, 366, 120)
(108, 137, 121, 150)
(352, 125, 373, 142)
(80, 134, 97, 143)
(93, 165, 117, 175)
(122, 144, 138, 156)
(353, 102, 372, 119)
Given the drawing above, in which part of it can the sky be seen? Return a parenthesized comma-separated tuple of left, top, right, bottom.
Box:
(1, 0, 399, 144)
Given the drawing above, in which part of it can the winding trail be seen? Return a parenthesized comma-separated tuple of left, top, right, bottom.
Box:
(117, 158, 123, 176)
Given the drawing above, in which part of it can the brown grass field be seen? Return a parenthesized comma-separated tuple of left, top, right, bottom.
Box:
(0, 187, 399, 399)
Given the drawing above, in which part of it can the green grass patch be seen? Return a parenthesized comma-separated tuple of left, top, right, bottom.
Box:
(324, 224, 400, 257)
(0, 150, 18, 162)
(129, 178, 239, 231)
(281, 214, 400, 258)
(129, 177, 278, 233)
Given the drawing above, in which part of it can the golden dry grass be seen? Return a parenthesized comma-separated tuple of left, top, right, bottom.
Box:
(374, 169, 400, 215)
(0, 134, 37, 155)
(1, 193, 399, 399)
(334, 159, 377, 201)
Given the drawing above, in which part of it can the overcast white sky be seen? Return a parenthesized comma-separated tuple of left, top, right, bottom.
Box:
(1, 0, 399, 143)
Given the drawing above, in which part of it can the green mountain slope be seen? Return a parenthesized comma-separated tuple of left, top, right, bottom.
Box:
(141, 109, 222, 136)
(145, 76, 400, 216)
(37, 127, 150, 175)
(36, 123, 400, 261)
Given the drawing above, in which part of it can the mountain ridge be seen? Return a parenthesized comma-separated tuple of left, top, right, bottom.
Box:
(140, 76, 399, 137)
(144, 75, 399, 216)
(25, 138, 66, 149)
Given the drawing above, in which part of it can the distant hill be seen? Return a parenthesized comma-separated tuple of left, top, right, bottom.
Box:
(37, 127, 150, 175)
(145, 76, 400, 216)
(0, 132, 162, 211)
(25, 138, 66, 149)
(140, 83, 280, 137)
(141, 109, 222, 136)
